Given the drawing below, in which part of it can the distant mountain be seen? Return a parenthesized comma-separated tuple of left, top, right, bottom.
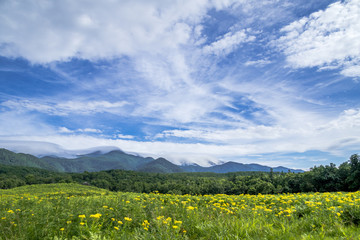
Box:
(181, 161, 303, 173)
(0, 148, 57, 171)
(0, 148, 303, 173)
(137, 158, 184, 173)
(41, 150, 154, 173)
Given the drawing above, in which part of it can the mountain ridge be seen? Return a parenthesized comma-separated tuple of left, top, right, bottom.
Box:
(0, 148, 304, 173)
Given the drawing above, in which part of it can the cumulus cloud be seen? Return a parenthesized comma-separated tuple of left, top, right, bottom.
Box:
(277, 0, 360, 77)
(0, 0, 238, 63)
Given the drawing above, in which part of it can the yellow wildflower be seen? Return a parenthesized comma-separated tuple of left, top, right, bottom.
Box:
(89, 213, 102, 219)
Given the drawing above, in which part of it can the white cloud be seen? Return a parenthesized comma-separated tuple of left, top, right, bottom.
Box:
(1, 0, 359, 169)
(340, 60, 360, 77)
(203, 30, 255, 56)
(58, 127, 102, 134)
(0, 0, 255, 128)
(244, 59, 272, 66)
(0, 111, 56, 136)
(0, 140, 70, 157)
(0, 140, 122, 158)
(1, 108, 359, 168)
(116, 134, 135, 140)
(277, 0, 360, 77)
(0, 0, 238, 63)
(1, 100, 128, 116)
(77, 128, 102, 133)
(142, 91, 220, 124)
(58, 127, 73, 133)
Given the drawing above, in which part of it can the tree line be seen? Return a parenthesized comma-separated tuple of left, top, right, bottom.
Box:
(1, 154, 359, 195)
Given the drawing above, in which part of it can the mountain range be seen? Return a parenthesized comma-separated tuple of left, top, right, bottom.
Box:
(0, 148, 303, 173)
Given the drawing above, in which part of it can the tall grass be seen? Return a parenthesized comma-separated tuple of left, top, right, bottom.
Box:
(1, 183, 360, 239)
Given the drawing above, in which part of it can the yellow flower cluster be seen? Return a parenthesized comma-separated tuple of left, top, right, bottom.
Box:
(2, 183, 360, 239)
(142, 220, 149, 231)
(89, 213, 102, 219)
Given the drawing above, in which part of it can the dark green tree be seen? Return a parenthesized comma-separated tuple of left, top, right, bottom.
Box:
(347, 154, 360, 190)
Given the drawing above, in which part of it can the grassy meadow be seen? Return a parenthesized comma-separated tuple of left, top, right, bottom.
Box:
(1, 183, 360, 239)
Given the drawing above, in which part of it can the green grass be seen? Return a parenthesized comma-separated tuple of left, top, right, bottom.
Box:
(1, 183, 360, 239)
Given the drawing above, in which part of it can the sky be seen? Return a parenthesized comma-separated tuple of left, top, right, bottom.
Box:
(0, 0, 359, 169)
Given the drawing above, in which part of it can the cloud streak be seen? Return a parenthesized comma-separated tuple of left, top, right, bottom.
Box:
(1, 100, 128, 116)
(203, 30, 255, 56)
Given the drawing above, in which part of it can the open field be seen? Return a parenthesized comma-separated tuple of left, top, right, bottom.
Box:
(1, 183, 360, 239)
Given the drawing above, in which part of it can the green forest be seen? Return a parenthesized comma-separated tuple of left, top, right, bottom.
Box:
(1, 154, 359, 195)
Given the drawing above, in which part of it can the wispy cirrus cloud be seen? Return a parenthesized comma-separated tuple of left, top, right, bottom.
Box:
(244, 59, 272, 67)
(1, 100, 128, 116)
(0, 111, 56, 136)
(203, 30, 255, 56)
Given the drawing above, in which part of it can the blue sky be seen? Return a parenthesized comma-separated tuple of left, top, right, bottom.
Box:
(0, 0, 359, 169)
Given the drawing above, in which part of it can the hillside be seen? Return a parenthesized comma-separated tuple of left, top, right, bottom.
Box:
(0, 148, 303, 173)
(137, 158, 184, 173)
(1, 154, 359, 194)
(0, 148, 57, 171)
(41, 150, 154, 173)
